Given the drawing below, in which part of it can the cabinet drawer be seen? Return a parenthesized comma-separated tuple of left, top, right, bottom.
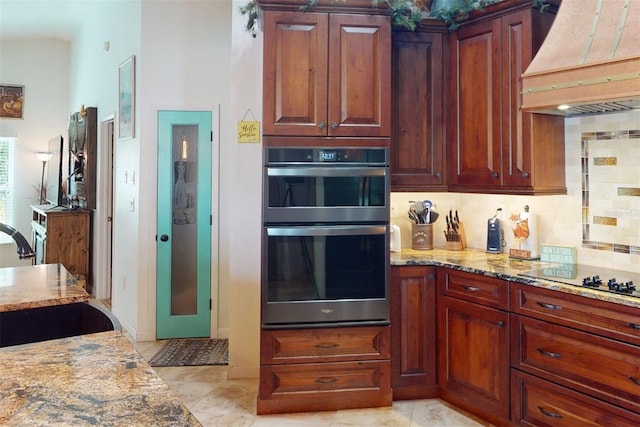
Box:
(258, 360, 392, 413)
(438, 268, 509, 309)
(261, 326, 390, 364)
(512, 370, 640, 426)
(260, 360, 390, 395)
(511, 283, 640, 346)
(512, 315, 640, 413)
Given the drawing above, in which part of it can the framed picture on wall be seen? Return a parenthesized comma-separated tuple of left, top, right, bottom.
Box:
(0, 84, 24, 119)
(118, 55, 135, 139)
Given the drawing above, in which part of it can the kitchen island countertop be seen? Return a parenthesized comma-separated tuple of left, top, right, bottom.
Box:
(392, 247, 640, 309)
(0, 330, 201, 426)
(0, 263, 89, 312)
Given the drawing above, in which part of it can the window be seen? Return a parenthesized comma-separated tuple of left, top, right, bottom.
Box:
(0, 137, 15, 244)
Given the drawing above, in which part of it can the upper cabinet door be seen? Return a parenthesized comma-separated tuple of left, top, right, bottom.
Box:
(449, 18, 502, 188)
(263, 11, 329, 137)
(262, 11, 390, 138)
(327, 14, 391, 138)
(391, 31, 445, 191)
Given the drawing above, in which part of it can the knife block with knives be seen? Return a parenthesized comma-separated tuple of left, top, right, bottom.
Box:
(445, 210, 466, 251)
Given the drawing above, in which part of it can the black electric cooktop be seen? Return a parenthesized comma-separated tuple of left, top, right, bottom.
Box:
(518, 264, 640, 299)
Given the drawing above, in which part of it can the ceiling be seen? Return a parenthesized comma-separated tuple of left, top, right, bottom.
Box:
(0, 0, 88, 41)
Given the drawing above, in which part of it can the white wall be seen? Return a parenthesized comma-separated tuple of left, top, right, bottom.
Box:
(65, 0, 142, 338)
(0, 39, 70, 267)
(227, 0, 263, 378)
(138, 0, 232, 341)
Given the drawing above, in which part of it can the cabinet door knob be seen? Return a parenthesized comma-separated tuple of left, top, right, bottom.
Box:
(428, 273, 435, 280)
(435, 172, 442, 179)
(497, 321, 504, 328)
(522, 172, 529, 179)
(491, 172, 499, 179)
(318, 122, 326, 130)
(331, 122, 338, 129)
(160, 234, 169, 242)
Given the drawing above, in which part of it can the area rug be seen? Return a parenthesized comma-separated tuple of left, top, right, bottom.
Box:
(148, 338, 228, 367)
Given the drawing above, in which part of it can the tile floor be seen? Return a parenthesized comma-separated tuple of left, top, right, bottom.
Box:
(129, 336, 491, 427)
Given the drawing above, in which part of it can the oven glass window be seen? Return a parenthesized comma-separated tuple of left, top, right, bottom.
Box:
(266, 231, 386, 302)
(267, 175, 386, 208)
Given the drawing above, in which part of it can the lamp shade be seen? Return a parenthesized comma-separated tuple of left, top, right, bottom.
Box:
(35, 151, 53, 162)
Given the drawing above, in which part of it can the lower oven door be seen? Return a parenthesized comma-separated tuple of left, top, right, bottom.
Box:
(262, 224, 389, 327)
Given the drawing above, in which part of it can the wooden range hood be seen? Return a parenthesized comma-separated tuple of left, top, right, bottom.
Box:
(521, 0, 640, 115)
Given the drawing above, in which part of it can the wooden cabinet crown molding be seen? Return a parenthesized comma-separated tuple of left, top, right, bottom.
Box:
(257, 0, 391, 14)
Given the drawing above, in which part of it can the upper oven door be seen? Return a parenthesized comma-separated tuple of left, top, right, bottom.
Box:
(264, 148, 390, 224)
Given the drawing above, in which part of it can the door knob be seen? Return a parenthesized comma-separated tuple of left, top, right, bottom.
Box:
(160, 234, 169, 242)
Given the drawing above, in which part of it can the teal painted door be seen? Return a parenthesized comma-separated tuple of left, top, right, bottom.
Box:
(157, 111, 211, 338)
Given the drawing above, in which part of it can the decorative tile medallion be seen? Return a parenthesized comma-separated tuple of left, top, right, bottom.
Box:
(582, 129, 640, 255)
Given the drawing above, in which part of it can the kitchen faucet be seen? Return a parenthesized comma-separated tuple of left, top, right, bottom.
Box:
(0, 222, 35, 259)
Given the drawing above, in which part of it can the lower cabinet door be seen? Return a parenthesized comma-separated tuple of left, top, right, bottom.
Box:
(512, 370, 640, 426)
(438, 295, 510, 423)
(390, 266, 437, 400)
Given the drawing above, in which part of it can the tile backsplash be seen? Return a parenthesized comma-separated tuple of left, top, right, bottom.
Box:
(581, 129, 640, 255)
(391, 110, 640, 273)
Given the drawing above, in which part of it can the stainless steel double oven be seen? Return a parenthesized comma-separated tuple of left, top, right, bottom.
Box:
(262, 147, 390, 328)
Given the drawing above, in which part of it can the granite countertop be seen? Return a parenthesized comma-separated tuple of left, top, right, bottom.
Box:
(0, 263, 89, 312)
(0, 330, 201, 426)
(391, 247, 640, 309)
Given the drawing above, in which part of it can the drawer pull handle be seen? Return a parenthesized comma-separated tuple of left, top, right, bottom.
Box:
(537, 348, 561, 358)
(627, 376, 640, 386)
(462, 285, 480, 292)
(314, 343, 339, 349)
(628, 323, 640, 330)
(314, 377, 337, 384)
(538, 406, 563, 419)
(536, 301, 562, 310)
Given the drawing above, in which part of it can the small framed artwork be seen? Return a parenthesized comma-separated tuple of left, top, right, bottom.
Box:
(118, 55, 136, 139)
(0, 84, 24, 119)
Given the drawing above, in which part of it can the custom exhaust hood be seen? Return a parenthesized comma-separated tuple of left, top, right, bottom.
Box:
(521, 0, 640, 116)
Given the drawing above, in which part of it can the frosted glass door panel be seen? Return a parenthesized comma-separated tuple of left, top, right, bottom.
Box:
(171, 124, 198, 315)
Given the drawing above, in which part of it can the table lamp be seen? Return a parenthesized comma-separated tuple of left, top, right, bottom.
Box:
(35, 151, 53, 205)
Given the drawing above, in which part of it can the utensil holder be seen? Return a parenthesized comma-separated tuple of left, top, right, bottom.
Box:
(411, 223, 433, 250)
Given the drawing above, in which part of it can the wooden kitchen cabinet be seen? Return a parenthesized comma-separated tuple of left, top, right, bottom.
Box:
(391, 26, 446, 191)
(512, 370, 640, 426)
(511, 314, 640, 415)
(262, 10, 391, 140)
(257, 325, 392, 414)
(510, 282, 640, 424)
(31, 205, 91, 286)
(448, 3, 566, 195)
(437, 268, 510, 425)
(390, 265, 437, 400)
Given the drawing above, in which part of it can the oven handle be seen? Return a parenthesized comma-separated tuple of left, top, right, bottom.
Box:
(267, 166, 386, 177)
(267, 225, 387, 237)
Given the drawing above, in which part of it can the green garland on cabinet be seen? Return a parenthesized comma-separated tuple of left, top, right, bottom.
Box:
(240, 0, 549, 34)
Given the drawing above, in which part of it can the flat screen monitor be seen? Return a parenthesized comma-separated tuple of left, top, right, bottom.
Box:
(45, 135, 64, 206)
